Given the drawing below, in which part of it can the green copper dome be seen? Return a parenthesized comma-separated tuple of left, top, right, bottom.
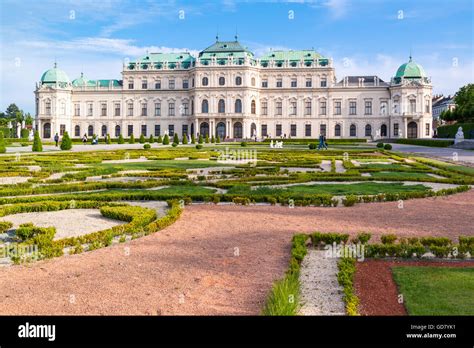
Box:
(395, 56, 426, 78)
(40, 63, 70, 84)
(72, 72, 89, 87)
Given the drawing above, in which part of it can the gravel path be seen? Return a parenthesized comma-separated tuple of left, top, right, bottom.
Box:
(0, 177, 30, 185)
(0, 190, 472, 315)
(299, 250, 345, 315)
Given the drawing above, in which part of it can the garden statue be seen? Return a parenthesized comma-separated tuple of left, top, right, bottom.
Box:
(455, 127, 464, 144)
(28, 129, 34, 141)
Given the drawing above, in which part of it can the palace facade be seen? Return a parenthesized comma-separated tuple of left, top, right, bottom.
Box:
(34, 38, 433, 140)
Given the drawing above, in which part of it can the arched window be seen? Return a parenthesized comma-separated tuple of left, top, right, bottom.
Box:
(202, 77, 208, 86)
(199, 122, 209, 137)
(235, 99, 242, 113)
(233, 122, 243, 139)
(88, 125, 94, 136)
(251, 77, 256, 86)
(191, 100, 194, 115)
(235, 76, 242, 86)
(219, 76, 225, 86)
(365, 124, 372, 137)
(74, 125, 80, 137)
(381, 124, 387, 137)
(350, 124, 356, 137)
(251, 100, 256, 114)
(201, 99, 209, 113)
(335, 124, 341, 137)
(43, 123, 51, 138)
(115, 125, 121, 137)
(218, 99, 225, 113)
(101, 125, 107, 136)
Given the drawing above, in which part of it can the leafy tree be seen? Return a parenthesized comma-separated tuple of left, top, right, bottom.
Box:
(32, 131, 42, 152)
(24, 113, 33, 125)
(118, 134, 125, 144)
(182, 134, 188, 144)
(60, 131, 72, 150)
(198, 134, 203, 144)
(129, 134, 135, 144)
(163, 134, 170, 145)
(5, 104, 20, 119)
(173, 133, 179, 144)
(453, 84, 474, 122)
(0, 132, 6, 153)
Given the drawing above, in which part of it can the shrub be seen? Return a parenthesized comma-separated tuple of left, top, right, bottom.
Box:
(420, 237, 451, 247)
(0, 132, 6, 154)
(195, 144, 203, 149)
(118, 134, 125, 144)
(216, 136, 221, 143)
(32, 131, 43, 152)
(376, 142, 384, 148)
(106, 134, 111, 144)
(381, 234, 397, 244)
(0, 221, 13, 233)
(157, 135, 163, 143)
(205, 135, 209, 143)
(396, 138, 455, 147)
(20, 128, 30, 139)
(352, 232, 371, 244)
(384, 144, 392, 150)
(143, 143, 151, 149)
(211, 135, 215, 143)
(308, 143, 317, 150)
(139, 134, 146, 144)
(173, 133, 179, 144)
(198, 134, 203, 144)
(182, 134, 188, 144)
(191, 134, 196, 144)
(60, 131, 72, 150)
(148, 134, 154, 143)
(129, 134, 135, 144)
(342, 194, 358, 207)
(337, 257, 358, 315)
(172, 143, 178, 147)
(163, 134, 170, 145)
(241, 141, 247, 147)
(311, 232, 349, 246)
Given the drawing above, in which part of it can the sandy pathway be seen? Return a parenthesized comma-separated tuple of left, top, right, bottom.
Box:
(0, 190, 472, 315)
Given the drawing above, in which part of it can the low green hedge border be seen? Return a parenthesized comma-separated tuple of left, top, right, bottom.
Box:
(396, 139, 454, 147)
(337, 257, 358, 315)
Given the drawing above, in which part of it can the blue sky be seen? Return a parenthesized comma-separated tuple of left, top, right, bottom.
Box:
(1, 0, 473, 113)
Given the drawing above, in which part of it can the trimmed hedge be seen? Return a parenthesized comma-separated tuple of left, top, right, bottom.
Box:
(337, 257, 358, 315)
(437, 123, 474, 139)
(396, 139, 454, 147)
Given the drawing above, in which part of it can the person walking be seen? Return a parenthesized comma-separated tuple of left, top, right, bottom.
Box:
(82, 134, 88, 145)
(322, 135, 328, 150)
(54, 133, 59, 147)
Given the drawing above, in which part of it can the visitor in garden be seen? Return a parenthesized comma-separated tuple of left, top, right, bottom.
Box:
(82, 134, 88, 145)
(54, 133, 59, 147)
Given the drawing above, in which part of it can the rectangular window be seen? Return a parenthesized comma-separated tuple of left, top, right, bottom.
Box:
(169, 102, 175, 116)
(45, 101, 51, 115)
(291, 79, 297, 87)
(101, 103, 107, 116)
(305, 101, 312, 115)
(365, 101, 372, 115)
(142, 80, 147, 89)
(87, 103, 93, 116)
(154, 103, 161, 116)
(168, 125, 174, 136)
(320, 124, 327, 137)
(306, 79, 312, 87)
(141, 103, 147, 116)
(349, 101, 357, 115)
(141, 125, 147, 136)
(155, 81, 161, 89)
(276, 101, 282, 115)
(261, 101, 268, 115)
(74, 104, 80, 116)
(127, 103, 133, 116)
(305, 124, 311, 137)
(410, 100, 416, 113)
(154, 125, 160, 136)
(262, 80, 268, 88)
(290, 101, 297, 115)
(334, 101, 341, 115)
(60, 124, 66, 136)
(425, 123, 430, 136)
(183, 80, 189, 89)
(182, 125, 188, 136)
(394, 123, 399, 136)
(425, 102, 430, 113)
(114, 103, 120, 116)
(320, 102, 327, 115)
(182, 102, 189, 116)
(320, 78, 327, 87)
(276, 124, 282, 137)
(261, 124, 267, 137)
(290, 124, 297, 137)
(276, 79, 282, 88)
(128, 81, 134, 89)
(169, 79, 175, 89)
(74, 125, 80, 136)
(128, 125, 133, 137)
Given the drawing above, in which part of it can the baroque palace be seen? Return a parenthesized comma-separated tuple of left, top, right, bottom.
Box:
(35, 37, 433, 140)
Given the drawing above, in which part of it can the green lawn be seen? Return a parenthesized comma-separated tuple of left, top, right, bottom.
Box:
(392, 266, 474, 315)
(369, 171, 437, 180)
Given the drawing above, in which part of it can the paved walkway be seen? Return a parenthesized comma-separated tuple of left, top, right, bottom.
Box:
(390, 143, 474, 165)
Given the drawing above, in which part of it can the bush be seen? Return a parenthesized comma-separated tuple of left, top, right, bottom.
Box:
(396, 139, 455, 147)
(60, 131, 72, 150)
(0, 221, 12, 233)
(118, 134, 125, 144)
(309, 143, 317, 150)
(352, 232, 371, 244)
(437, 123, 474, 139)
(337, 257, 358, 315)
(198, 134, 203, 144)
(383, 143, 392, 150)
(139, 134, 146, 144)
(143, 143, 151, 149)
(0, 132, 6, 154)
(20, 128, 29, 139)
(182, 134, 188, 144)
(205, 135, 209, 143)
(148, 134, 154, 143)
(420, 237, 451, 247)
(191, 134, 196, 144)
(216, 136, 221, 143)
(157, 135, 163, 143)
(311, 232, 349, 246)
(241, 141, 247, 147)
(376, 142, 384, 148)
(195, 144, 203, 149)
(342, 194, 358, 207)
(172, 142, 178, 147)
(106, 134, 111, 144)
(211, 135, 215, 143)
(32, 131, 43, 152)
(381, 234, 397, 244)
(163, 134, 170, 145)
(173, 133, 179, 144)
(129, 134, 135, 144)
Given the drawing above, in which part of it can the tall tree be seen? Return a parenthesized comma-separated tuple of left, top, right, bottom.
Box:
(454, 84, 474, 122)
